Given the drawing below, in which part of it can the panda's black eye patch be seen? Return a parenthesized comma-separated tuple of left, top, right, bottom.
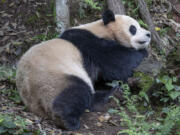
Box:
(129, 25, 137, 35)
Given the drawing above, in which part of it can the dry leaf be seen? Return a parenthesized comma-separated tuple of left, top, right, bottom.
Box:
(75, 133, 83, 135)
(2, 106, 7, 110)
(96, 122, 102, 127)
(2, 13, 12, 18)
(98, 113, 111, 122)
(83, 124, 89, 129)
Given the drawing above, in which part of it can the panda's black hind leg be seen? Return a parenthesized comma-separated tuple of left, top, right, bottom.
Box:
(52, 75, 93, 130)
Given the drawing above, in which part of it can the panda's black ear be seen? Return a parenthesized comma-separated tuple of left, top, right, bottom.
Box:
(102, 9, 115, 25)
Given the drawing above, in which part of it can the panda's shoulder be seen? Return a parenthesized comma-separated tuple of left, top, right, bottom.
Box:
(60, 29, 98, 40)
(60, 29, 103, 49)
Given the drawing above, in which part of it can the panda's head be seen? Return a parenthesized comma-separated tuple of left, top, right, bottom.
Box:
(102, 10, 151, 50)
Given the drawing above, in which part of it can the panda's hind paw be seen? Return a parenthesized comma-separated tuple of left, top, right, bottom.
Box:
(64, 116, 80, 130)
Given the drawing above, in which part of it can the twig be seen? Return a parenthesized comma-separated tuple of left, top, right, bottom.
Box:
(172, 5, 180, 16)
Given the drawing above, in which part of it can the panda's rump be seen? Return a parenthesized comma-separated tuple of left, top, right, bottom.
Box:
(16, 39, 94, 116)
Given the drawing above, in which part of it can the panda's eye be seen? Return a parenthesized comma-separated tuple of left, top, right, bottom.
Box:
(129, 25, 137, 35)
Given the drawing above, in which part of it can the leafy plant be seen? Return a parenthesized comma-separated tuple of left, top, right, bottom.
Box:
(159, 27, 170, 36)
(84, 0, 101, 10)
(145, 0, 153, 7)
(156, 75, 180, 102)
(108, 81, 157, 135)
(123, 0, 139, 18)
(1, 0, 6, 3)
(79, 1, 88, 19)
(107, 80, 180, 135)
(156, 106, 180, 135)
(138, 19, 148, 29)
(1, 88, 22, 104)
(133, 72, 154, 103)
(0, 66, 16, 84)
(0, 66, 22, 104)
(0, 113, 35, 135)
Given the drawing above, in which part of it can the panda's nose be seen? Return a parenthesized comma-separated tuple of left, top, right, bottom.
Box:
(146, 33, 151, 38)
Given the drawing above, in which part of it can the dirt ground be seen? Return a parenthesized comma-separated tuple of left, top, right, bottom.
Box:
(0, 88, 125, 135)
(0, 0, 180, 135)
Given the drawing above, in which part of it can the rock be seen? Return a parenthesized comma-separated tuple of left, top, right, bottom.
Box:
(136, 56, 164, 76)
(0, 31, 4, 36)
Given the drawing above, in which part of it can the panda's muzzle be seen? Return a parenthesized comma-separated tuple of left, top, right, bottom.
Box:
(138, 41, 146, 44)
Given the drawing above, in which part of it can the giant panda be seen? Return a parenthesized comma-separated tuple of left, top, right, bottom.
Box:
(16, 10, 151, 130)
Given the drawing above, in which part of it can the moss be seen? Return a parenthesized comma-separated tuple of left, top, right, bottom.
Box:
(133, 72, 155, 103)
(26, 14, 39, 25)
(133, 72, 154, 92)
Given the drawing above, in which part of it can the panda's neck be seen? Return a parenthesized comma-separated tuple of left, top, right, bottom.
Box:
(74, 20, 115, 40)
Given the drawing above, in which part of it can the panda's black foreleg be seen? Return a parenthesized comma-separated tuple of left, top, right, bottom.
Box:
(93, 90, 113, 104)
(92, 86, 122, 111)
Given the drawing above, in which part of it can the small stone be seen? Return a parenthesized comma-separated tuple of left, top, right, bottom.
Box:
(0, 31, 4, 36)
(98, 113, 111, 122)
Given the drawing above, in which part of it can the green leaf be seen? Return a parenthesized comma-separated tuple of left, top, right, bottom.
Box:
(108, 109, 119, 114)
(172, 77, 177, 82)
(138, 19, 148, 29)
(8, 129, 16, 134)
(3, 120, 16, 128)
(176, 33, 180, 37)
(160, 97, 169, 102)
(162, 107, 170, 114)
(106, 80, 121, 88)
(158, 75, 170, 84)
(0, 126, 7, 134)
(165, 79, 174, 91)
(156, 78, 161, 83)
(169, 91, 180, 100)
(139, 91, 149, 102)
(23, 133, 33, 135)
(174, 85, 180, 91)
(0, 119, 4, 123)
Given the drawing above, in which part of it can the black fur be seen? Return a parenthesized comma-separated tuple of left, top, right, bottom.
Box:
(129, 25, 137, 35)
(93, 88, 116, 105)
(52, 75, 114, 130)
(52, 75, 92, 130)
(60, 29, 148, 82)
(102, 9, 115, 25)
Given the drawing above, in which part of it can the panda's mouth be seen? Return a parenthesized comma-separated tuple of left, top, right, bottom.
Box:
(138, 41, 146, 44)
